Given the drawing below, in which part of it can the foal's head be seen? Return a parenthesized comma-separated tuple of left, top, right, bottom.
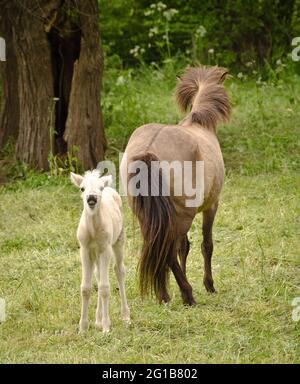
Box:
(70, 170, 113, 213)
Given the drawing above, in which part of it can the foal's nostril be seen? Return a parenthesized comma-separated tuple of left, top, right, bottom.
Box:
(87, 195, 97, 205)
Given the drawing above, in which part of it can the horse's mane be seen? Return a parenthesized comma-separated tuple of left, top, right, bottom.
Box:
(176, 65, 231, 131)
(84, 169, 101, 178)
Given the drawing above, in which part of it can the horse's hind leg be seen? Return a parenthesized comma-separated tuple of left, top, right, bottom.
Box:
(170, 257, 196, 306)
(178, 234, 190, 277)
(159, 280, 170, 304)
(201, 202, 218, 293)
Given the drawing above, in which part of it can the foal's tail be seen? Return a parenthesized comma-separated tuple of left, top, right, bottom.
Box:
(176, 65, 231, 131)
(129, 153, 177, 301)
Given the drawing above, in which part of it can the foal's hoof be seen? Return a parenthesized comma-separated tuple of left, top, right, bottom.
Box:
(102, 327, 110, 334)
(122, 314, 131, 326)
(121, 305, 131, 325)
(95, 321, 111, 334)
(123, 318, 131, 326)
(95, 321, 102, 329)
(79, 320, 89, 333)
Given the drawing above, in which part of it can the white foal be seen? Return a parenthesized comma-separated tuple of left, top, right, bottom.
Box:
(71, 170, 130, 333)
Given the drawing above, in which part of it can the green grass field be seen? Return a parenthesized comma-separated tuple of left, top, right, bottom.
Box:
(0, 67, 299, 363)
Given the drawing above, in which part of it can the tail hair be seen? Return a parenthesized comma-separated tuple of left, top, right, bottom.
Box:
(176, 65, 231, 131)
(129, 153, 177, 300)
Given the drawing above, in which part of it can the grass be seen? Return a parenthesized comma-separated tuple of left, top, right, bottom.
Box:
(0, 65, 299, 363)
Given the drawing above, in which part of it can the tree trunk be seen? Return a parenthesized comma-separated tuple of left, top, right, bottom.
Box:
(13, 1, 55, 169)
(0, 2, 19, 148)
(0, 0, 106, 170)
(64, 0, 106, 168)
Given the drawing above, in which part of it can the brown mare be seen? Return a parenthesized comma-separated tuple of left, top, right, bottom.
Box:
(120, 66, 231, 305)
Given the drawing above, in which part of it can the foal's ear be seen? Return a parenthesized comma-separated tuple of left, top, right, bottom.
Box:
(101, 174, 113, 188)
(70, 172, 84, 187)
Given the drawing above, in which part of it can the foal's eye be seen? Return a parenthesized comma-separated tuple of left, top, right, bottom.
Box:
(80, 187, 85, 192)
(100, 186, 104, 191)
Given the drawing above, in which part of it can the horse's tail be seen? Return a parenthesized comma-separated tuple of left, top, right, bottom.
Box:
(176, 65, 231, 131)
(129, 152, 177, 300)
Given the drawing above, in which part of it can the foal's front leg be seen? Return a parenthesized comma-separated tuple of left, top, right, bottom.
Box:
(79, 246, 94, 332)
(96, 248, 111, 333)
(113, 233, 130, 324)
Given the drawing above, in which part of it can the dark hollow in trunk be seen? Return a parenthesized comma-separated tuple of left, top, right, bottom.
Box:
(48, 18, 81, 155)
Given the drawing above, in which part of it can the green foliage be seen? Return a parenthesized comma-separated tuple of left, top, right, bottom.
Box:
(48, 146, 82, 177)
(102, 64, 300, 175)
(100, 0, 300, 69)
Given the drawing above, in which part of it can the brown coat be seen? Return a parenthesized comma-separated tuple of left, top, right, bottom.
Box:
(120, 66, 231, 305)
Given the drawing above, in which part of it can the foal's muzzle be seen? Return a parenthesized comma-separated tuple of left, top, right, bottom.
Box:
(87, 195, 97, 208)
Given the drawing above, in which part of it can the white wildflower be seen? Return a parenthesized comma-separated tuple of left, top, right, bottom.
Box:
(129, 45, 144, 58)
(149, 26, 159, 37)
(116, 76, 125, 86)
(157, 2, 167, 11)
(196, 25, 207, 38)
(163, 8, 178, 21)
(144, 9, 154, 16)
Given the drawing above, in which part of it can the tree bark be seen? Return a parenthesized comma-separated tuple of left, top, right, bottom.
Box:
(0, 1, 19, 148)
(12, 1, 55, 169)
(64, 0, 106, 169)
(0, 0, 106, 170)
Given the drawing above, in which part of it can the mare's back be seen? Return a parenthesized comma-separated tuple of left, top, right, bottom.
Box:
(126, 123, 198, 163)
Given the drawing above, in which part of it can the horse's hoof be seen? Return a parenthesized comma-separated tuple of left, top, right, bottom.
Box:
(206, 286, 216, 293)
(182, 297, 197, 306)
(159, 293, 171, 304)
(204, 278, 216, 293)
(208, 288, 217, 294)
(204, 284, 217, 293)
(185, 299, 197, 306)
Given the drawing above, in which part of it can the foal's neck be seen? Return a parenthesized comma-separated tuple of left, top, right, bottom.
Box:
(84, 204, 104, 232)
